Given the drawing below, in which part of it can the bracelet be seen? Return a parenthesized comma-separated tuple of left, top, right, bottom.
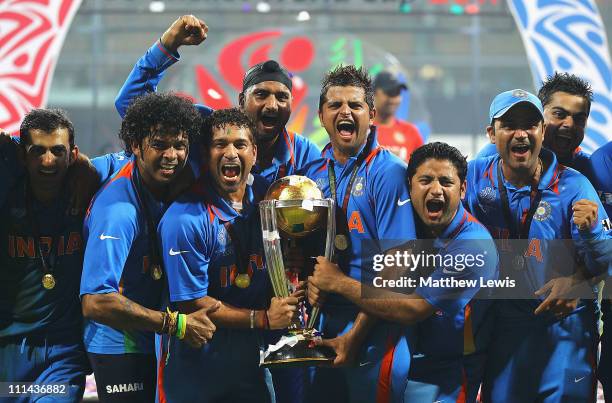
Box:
(176, 313, 187, 339)
(249, 310, 256, 329)
(156, 311, 168, 334)
(166, 308, 179, 336)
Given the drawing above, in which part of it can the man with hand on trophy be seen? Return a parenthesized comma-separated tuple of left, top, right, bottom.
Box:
(158, 108, 302, 403)
(297, 65, 417, 403)
(308, 142, 499, 403)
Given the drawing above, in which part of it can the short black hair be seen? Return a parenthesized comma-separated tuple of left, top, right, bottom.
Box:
(119, 92, 202, 155)
(538, 72, 593, 113)
(19, 108, 74, 148)
(319, 65, 374, 111)
(407, 142, 468, 183)
(201, 108, 256, 148)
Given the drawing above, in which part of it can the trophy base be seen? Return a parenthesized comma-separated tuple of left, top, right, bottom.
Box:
(261, 330, 336, 368)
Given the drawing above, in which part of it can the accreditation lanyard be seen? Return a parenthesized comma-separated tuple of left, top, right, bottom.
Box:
(496, 161, 543, 240)
(133, 169, 164, 280)
(222, 219, 250, 279)
(25, 181, 65, 282)
(327, 134, 374, 213)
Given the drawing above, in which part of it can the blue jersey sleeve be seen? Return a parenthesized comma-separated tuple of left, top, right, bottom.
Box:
(473, 143, 498, 160)
(159, 200, 212, 303)
(91, 152, 131, 183)
(416, 237, 498, 317)
(369, 154, 416, 246)
(80, 199, 139, 296)
(568, 173, 612, 277)
(294, 134, 322, 170)
(115, 41, 212, 178)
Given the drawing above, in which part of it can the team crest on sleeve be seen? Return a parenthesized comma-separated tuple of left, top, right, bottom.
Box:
(533, 200, 552, 221)
(478, 186, 496, 212)
(352, 177, 365, 197)
(603, 218, 612, 232)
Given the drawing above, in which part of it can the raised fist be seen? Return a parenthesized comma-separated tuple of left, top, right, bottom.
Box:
(161, 15, 208, 54)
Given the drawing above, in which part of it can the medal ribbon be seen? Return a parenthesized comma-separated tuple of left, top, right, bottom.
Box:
(223, 221, 250, 284)
(25, 180, 65, 285)
(133, 168, 164, 278)
(496, 160, 543, 240)
(327, 132, 375, 213)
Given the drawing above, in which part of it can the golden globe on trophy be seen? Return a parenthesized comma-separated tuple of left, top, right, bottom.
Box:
(259, 175, 336, 367)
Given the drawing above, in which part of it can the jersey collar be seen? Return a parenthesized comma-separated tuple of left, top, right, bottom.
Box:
(199, 174, 257, 222)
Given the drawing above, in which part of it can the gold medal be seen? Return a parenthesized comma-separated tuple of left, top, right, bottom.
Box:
(235, 273, 251, 289)
(334, 234, 348, 251)
(42, 274, 56, 290)
(151, 264, 163, 281)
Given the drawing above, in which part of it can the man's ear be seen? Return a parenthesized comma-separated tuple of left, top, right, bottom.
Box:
(238, 92, 245, 108)
(460, 179, 466, 200)
(486, 125, 496, 144)
(69, 145, 79, 165)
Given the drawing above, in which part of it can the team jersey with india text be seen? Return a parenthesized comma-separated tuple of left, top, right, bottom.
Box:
(159, 173, 270, 307)
(412, 202, 498, 359)
(299, 128, 416, 403)
(299, 128, 417, 290)
(156, 174, 272, 402)
(464, 149, 611, 315)
(591, 141, 612, 220)
(0, 179, 85, 338)
(115, 40, 320, 184)
(80, 158, 167, 354)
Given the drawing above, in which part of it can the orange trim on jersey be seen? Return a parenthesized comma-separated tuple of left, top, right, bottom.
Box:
(484, 163, 494, 184)
(546, 165, 562, 194)
(364, 147, 382, 168)
(156, 40, 176, 61)
(455, 368, 468, 403)
(157, 339, 167, 403)
(463, 303, 476, 355)
(284, 130, 296, 167)
(316, 160, 328, 174)
(86, 161, 135, 218)
(376, 331, 398, 403)
(207, 205, 215, 223)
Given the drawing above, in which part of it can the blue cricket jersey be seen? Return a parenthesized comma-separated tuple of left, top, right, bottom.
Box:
(590, 141, 612, 220)
(0, 178, 85, 338)
(156, 174, 272, 402)
(115, 40, 320, 184)
(411, 203, 498, 359)
(80, 158, 167, 354)
(299, 128, 416, 403)
(464, 149, 611, 316)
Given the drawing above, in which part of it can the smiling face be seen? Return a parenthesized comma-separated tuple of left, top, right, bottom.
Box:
(409, 158, 465, 235)
(24, 127, 77, 194)
(487, 102, 544, 175)
(542, 91, 589, 162)
(319, 85, 376, 163)
(132, 127, 189, 190)
(240, 81, 292, 143)
(206, 124, 257, 200)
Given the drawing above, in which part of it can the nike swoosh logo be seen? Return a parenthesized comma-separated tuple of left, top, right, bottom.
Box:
(169, 248, 190, 256)
(99, 234, 119, 240)
(397, 198, 411, 206)
(358, 361, 372, 367)
(574, 376, 585, 383)
(442, 268, 457, 274)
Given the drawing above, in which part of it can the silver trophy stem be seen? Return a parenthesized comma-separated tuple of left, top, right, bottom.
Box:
(260, 199, 335, 330)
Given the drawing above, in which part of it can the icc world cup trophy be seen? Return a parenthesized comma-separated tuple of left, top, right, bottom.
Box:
(259, 175, 336, 367)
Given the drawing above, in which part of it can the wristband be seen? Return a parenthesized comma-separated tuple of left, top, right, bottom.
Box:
(176, 313, 187, 339)
(250, 310, 256, 329)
